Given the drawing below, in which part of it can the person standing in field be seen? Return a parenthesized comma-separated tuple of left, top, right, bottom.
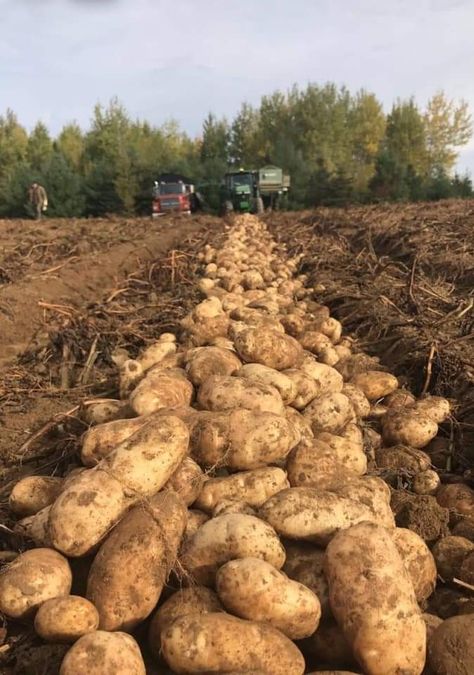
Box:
(28, 182, 48, 219)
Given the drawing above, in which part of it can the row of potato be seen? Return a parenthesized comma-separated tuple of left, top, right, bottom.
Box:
(2, 214, 474, 675)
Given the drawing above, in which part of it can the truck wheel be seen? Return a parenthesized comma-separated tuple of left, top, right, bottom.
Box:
(255, 197, 264, 214)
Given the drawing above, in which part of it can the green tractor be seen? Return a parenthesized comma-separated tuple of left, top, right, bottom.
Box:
(220, 165, 290, 215)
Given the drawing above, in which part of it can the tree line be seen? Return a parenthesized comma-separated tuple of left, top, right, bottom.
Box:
(0, 84, 472, 217)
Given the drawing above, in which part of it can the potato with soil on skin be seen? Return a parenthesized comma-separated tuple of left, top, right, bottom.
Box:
(181, 513, 285, 585)
(15, 504, 53, 546)
(382, 409, 438, 448)
(9, 475, 63, 517)
(286, 442, 360, 491)
(315, 425, 367, 475)
(412, 469, 441, 495)
(331, 476, 395, 529)
(351, 370, 398, 401)
(190, 408, 300, 470)
(197, 374, 285, 415)
(325, 522, 426, 675)
(0, 548, 72, 619)
(259, 487, 384, 546)
(182, 509, 209, 548)
(81, 415, 149, 466)
(375, 445, 432, 474)
(148, 586, 224, 658)
(283, 541, 330, 616)
(185, 346, 241, 386)
(165, 456, 205, 506)
(236, 363, 297, 404)
(233, 325, 303, 370)
(195, 467, 289, 513)
(459, 550, 474, 585)
(384, 389, 416, 409)
(299, 356, 344, 395)
(212, 500, 256, 517)
(137, 337, 176, 372)
(283, 368, 321, 409)
(299, 331, 340, 365)
(161, 612, 305, 675)
(300, 620, 357, 671)
(427, 614, 474, 675)
(452, 518, 474, 542)
(436, 483, 474, 520)
(50, 415, 189, 557)
(392, 528, 437, 603)
(60, 631, 146, 675)
(423, 613, 443, 641)
(119, 359, 144, 399)
(394, 493, 449, 544)
(86, 490, 187, 631)
(216, 557, 321, 639)
(432, 536, 474, 581)
(414, 395, 451, 423)
(34, 596, 99, 642)
(342, 383, 371, 418)
(81, 399, 127, 426)
(129, 367, 193, 416)
(303, 392, 356, 434)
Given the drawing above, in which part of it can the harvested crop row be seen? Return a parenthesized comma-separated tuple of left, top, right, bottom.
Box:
(2, 214, 474, 675)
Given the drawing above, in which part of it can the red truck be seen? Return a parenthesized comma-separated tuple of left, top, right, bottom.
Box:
(152, 173, 197, 217)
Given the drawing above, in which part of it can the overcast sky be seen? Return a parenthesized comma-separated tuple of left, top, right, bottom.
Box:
(1, 0, 473, 172)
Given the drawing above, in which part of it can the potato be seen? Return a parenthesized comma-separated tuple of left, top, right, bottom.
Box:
(161, 612, 305, 675)
(190, 408, 300, 470)
(301, 620, 356, 670)
(299, 356, 343, 394)
(183, 509, 210, 547)
(303, 393, 356, 434)
(233, 326, 303, 370)
(459, 550, 474, 584)
(181, 513, 285, 585)
(452, 518, 474, 542)
(330, 476, 395, 529)
(315, 426, 367, 475)
(237, 363, 297, 404)
(306, 316, 342, 343)
(375, 445, 431, 473)
(427, 615, 474, 675)
(86, 491, 187, 631)
(287, 442, 359, 490)
(212, 500, 256, 517)
(59, 631, 146, 675)
(197, 374, 285, 415)
(384, 389, 416, 409)
(431, 536, 474, 581)
(81, 416, 148, 467)
(284, 368, 320, 409)
(50, 415, 189, 556)
(260, 487, 382, 545)
(185, 346, 241, 385)
(148, 587, 223, 657)
(393, 528, 437, 603)
(0, 548, 72, 619)
(423, 612, 443, 641)
(436, 483, 474, 520)
(325, 522, 426, 675)
(299, 331, 339, 365)
(34, 596, 99, 642)
(119, 359, 144, 399)
(137, 338, 176, 372)
(351, 370, 398, 401)
(129, 367, 193, 416)
(9, 475, 63, 517)
(81, 399, 126, 426)
(15, 504, 52, 546)
(382, 410, 438, 448)
(195, 467, 289, 513)
(165, 457, 205, 506)
(216, 557, 320, 639)
(414, 395, 450, 423)
(283, 542, 330, 616)
(341, 383, 371, 418)
(413, 469, 441, 495)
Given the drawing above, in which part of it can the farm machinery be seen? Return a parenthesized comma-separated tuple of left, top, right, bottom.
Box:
(220, 165, 290, 215)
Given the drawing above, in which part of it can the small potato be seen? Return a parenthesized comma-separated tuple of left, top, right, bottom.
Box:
(351, 370, 398, 401)
(0, 548, 72, 619)
(427, 615, 474, 675)
(414, 395, 450, 423)
(181, 513, 285, 585)
(129, 367, 193, 416)
(233, 326, 303, 370)
(393, 528, 437, 603)
(35, 596, 99, 642)
(384, 389, 416, 409)
(59, 631, 146, 675)
(283, 542, 330, 616)
(284, 368, 320, 409)
(413, 469, 441, 495)
(15, 505, 53, 546)
(161, 612, 305, 675)
(216, 557, 321, 639)
(342, 383, 371, 418)
(137, 338, 176, 372)
(195, 467, 289, 513)
(119, 359, 144, 399)
(431, 536, 474, 581)
(299, 356, 343, 395)
(303, 393, 356, 434)
(382, 410, 438, 448)
(81, 399, 126, 426)
(9, 476, 63, 517)
(237, 363, 297, 404)
(299, 331, 339, 365)
(375, 445, 431, 473)
(185, 346, 241, 386)
(165, 457, 205, 506)
(436, 483, 474, 520)
(325, 522, 426, 675)
(197, 374, 285, 415)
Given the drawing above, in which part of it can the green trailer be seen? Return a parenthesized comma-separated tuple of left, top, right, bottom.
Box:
(219, 166, 290, 215)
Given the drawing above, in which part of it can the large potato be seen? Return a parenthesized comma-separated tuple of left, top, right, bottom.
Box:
(237, 363, 297, 404)
(161, 612, 305, 675)
(233, 326, 303, 370)
(436, 483, 474, 520)
(216, 557, 320, 639)
(325, 522, 426, 675)
(287, 442, 359, 491)
(197, 374, 285, 415)
(129, 367, 193, 416)
(0, 548, 72, 619)
(59, 631, 146, 675)
(9, 475, 63, 517)
(332, 476, 395, 529)
(185, 346, 241, 385)
(414, 395, 450, 423)
(393, 528, 437, 603)
(375, 445, 431, 473)
(283, 368, 320, 409)
(195, 467, 289, 513)
(34, 596, 99, 642)
(299, 356, 343, 394)
(81, 416, 148, 466)
(260, 487, 381, 545)
(351, 370, 398, 401)
(382, 410, 438, 448)
(427, 615, 474, 675)
(283, 542, 330, 616)
(181, 513, 285, 585)
(303, 393, 356, 434)
(315, 425, 367, 475)
(431, 535, 474, 581)
(165, 456, 205, 506)
(213, 500, 257, 517)
(137, 338, 176, 372)
(50, 416, 189, 556)
(285, 407, 314, 445)
(87, 491, 187, 631)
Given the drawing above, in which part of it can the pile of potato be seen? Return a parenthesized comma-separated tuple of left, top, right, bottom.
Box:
(3, 214, 474, 675)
